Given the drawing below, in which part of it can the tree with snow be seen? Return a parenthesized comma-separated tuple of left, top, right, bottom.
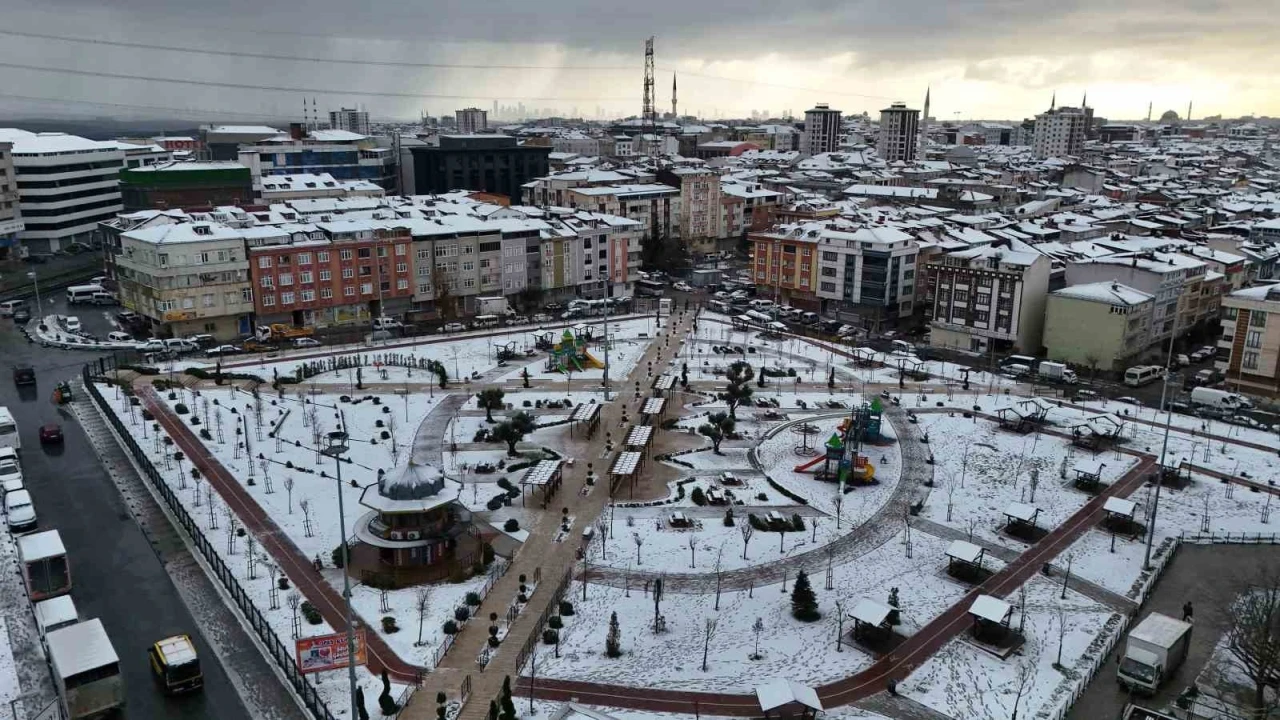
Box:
(719, 361, 754, 420)
(605, 611, 622, 657)
(698, 411, 735, 454)
(791, 569, 820, 622)
(740, 522, 754, 560)
(491, 411, 536, 456)
(478, 389, 505, 423)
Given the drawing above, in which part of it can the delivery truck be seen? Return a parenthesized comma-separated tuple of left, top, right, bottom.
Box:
(1037, 361, 1078, 384)
(1189, 386, 1251, 411)
(1117, 612, 1192, 694)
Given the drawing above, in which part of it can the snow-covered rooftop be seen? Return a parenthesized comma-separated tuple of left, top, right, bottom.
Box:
(969, 595, 1012, 624)
(17, 529, 65, 562)
(46, 619, 118, 678)
(755, 679, 823, 712)
(520, 460, 562, 487)
(1053, 281, 1153, 306)
(946, 539, 984, 564)
(1103, 497, 1137, 517)
(849, 597, 894, 627)
(610, 451, 642, 476)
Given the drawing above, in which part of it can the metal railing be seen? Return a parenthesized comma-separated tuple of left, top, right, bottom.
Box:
(82, 357, 340, 720)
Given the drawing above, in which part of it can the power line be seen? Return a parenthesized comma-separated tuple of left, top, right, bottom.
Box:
(0, 61, 634, 102)
(0, 27, 897, 102)
(0, 92, 321, 121)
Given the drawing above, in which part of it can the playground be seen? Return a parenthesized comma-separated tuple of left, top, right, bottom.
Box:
(790, 399, 886, 485)
(541, 326, 606, 374)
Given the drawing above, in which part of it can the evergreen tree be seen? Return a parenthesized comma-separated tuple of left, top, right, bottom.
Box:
(718, 361, 754, 420)
(790, 569, 820, 622)
(500, 675, 516, 720)
(605, 611, 622, 657)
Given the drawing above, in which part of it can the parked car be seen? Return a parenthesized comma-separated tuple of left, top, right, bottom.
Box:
(1174, 354, 1191, 368)
(12, 366, 35, 386)
(62, 316, 81, 334)
(107, 331, 133, 343)
(1168, 401, 1192, 414)
(442, 322, 466, 333)
(11, 308, 30, 324)
(672, 282, 693, 292)
(0, 448, 22, 485)
(1074, 389, 1100, 401)
(292, 337, 321, 348)
(4, 489, 36, 532)
(116, 310, 142, 325)
(531, 313, 551, 323)
(1189, 348, 1212, 363)
(204, 344, 242, 357)
(0, 300, 26, 317)
(1227, 415, 1261, 429)
(39, 423, 63, 444)
(1116, 396, 1142, 405)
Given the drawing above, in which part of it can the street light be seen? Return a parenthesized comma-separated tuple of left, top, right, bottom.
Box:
(26, 270, 41, 321)
(320, 429, 359, 720)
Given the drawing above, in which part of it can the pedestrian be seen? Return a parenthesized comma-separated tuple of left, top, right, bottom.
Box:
(1183, 601, 1194, 623)
(313, 554, 322, 571)
(886, 678, 898, 696)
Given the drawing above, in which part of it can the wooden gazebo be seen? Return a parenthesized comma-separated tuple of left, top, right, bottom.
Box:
(639, 397, 667, 426)
(623, 425, 654, 456)
(520, 459, 564, 509)
(848, 597, 898, 651)
(1072, 459, 1107, 492)
(945, 539, 989, 583)
(652, 374, 677, 399)
(755, 679, 823, 720)
(1003, 502, 1042, 542)
(569, 403, 602, 439)
(608, 451, 644, 498)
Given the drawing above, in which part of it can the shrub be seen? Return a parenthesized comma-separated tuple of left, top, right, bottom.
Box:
(548, 615, 563, 630)
(691, 487, 707, 506)
(496, 477, 514, 491)
(488, 636, 501, 647)
(301, 601, 323, 625)
(454, 606, 470, 622)
(558, 600, 574, 616)
(174, 403, 190, 415)
(331, 545, 346, 568)
(504, 518, 520, 532)
(723, 509, 735, 526)
(791, 513, 806, 531)
(483, 544, 496, 565)
(381, 616, 399, 633)
(442, 620, 459, 635)
(518, 593, 528, 603)
(542, 628, 560, 645)
(465, 592, 482, 606)
(486, 496, 504, 511)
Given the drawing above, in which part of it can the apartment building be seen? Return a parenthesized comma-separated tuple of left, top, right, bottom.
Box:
(114, 221, 258, 339)
(0, 142, 21, 255)
(1217, 283, 1280, 398)
(0, 129, 124, 253)
(238, 129, 397, 192)
(119, 161, 253, 211)
(1032, 107, 1088, 159)
(803, 105, 842, 156)
(877, 103, 920, 162)
(329, 107, 371, 136)
(248, 221, 415, 326)
(658, 167, 721, 253)
(924, 241, 1051, 354)
(1043, 281, 1154, 371)
(455, 108, 489, 135)
(565, 184, 679, 261)
(1065, 253, 1202, 347)
(409, 135, 550, 202)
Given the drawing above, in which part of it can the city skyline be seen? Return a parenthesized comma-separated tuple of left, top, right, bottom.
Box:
(0, 0, 1276, 122)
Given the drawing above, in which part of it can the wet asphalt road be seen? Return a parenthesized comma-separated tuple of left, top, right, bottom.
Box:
(0, 323, 250, 719)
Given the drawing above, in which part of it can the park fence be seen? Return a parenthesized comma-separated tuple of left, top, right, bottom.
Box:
(82, 356, 341, 720)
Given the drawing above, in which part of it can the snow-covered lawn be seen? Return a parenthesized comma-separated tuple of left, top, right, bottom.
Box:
(902, 575, 1122, 720)
(543, 529, 981, 692)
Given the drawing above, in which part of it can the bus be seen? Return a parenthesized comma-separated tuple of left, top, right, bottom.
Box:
(65, 284, 106, 305)
(1124, 365, 1164, 387)
(47, 619, 124, 719)
(636, 279, 666, 297)
(0, 407, 18, 451)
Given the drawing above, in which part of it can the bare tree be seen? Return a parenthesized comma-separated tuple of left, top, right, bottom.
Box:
(1053, 601, 1068, 670)
(287, 591, 302, 638)
(701, 617, 718, 671)
(740, 522, 754, 560)
(687, 534, 698, 568)
(632, 532, 644, 565)
(284, 477, 295, 514)
(300, 498, 314, 537)
(713, 547, 725, 611)
(1224, 580, 1280, 714)
(751, 617, 764, 660)
(946, 471, 958, 522)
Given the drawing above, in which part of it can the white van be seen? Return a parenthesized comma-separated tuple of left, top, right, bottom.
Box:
(65, 285, 106, 305)
(891, 339, 915, 355)
(473, 315, 500, 329)
(47, 619, 124, 720)
(801, 311, 820, 325)
(0, 300, 28, 317)
(1124, 365, 1164, 387)
(0, 408, 19, 451)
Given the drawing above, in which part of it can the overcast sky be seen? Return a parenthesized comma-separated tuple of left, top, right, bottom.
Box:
(0, 0, 1275, 123)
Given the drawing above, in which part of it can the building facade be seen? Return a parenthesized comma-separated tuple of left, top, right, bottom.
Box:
(877, 103, 921, 162)
(658, 167, 721, 254)
(237, 131, 397, 192)
(924, 243, 1051, 354)
(1032, 107, 1088, 159)
(119, 162, 253, 211)
(0, 142, 21, 256)
(1043, 281, 1154, 371)
(410, 135, 550, 202)
(1217, 284, 1280, 398)
(455, 108, 489, 135)
(329, 108, 371, 136)
(803, 105, 842, 157)
(0, 130, 124, 253)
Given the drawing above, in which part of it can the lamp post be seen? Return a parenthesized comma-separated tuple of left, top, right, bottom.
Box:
(602, 278, 612, 401)
(321, 430, 359, 719)
(26, 270, 41, 321)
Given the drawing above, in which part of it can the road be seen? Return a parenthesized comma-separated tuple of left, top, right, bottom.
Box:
(0, 323, 255, 719)
(1066, 544, 1280, 720)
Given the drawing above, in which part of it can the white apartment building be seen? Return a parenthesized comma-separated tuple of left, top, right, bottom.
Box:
(329, 107, 371, 136)
(810, 224, 919, 329)
(803, 105, 842, 157)
(551, 132, 601, 157)
(456, 108, 489, 135)
(1065, 252, 1202, 346)
(1032, 107, 1087, 159)
(877, 103, 921, 162)
(0, 141, 21, 254)
(566, 184, 680, 253)
(1218, 283, 1280, 398)
(925, 242, 1052, 354)
(0, 129, 124, 253)
(114, 221, 259, 338)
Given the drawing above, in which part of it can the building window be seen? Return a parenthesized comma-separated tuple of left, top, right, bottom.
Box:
(258, 256, 272, 269)
(360, 283, 373, 295)
(820, 281, 836, 292)
(339, 249, 353, 261)
(297, 252, 312, 265)
(278, 273, 293, 286)
(342, 268, 354, 279)
(241, 288, 253, 303)
(1247, 330, 1264, 349)
(417, 247, 431, 260)
(301, 290, 315, 302)
(822, 251, 838, 262)
(281, 292, 295, 304)
(259, 276, 273, 288)
(376, 246, 388, 258)
(462, 261, 475, 272)
(320, 288, 333, 299)
(1223, 307, 1238, 320)
(821, 267, 837, 277)
(395, 263, 407, 273)
(397, 279, 408, 290)
(262, 294, 275, 307)
(395, 244, 407, 256)
(300, 271, 313, 284)
(418, 284, 430, 294)
(358, 247, 372, 259)
(1250, 312, 1267, 328)
(463, 278, 476, 289)
(344, 286, 355, 297)
(317, 251, 329, 263)
(1243, 351, 1259, 370)
(359, 266, 372, 277)
(319, 270, 331, 281)
(202, 294, 215, 308)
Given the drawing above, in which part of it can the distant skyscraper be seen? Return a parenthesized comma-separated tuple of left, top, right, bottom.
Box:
(456, 108, 489, 134)
(1032, 106, 1087, 158)
(803, 104, 842, 156)
(877, 102, 920, 162)
(328, 107, 370, 135)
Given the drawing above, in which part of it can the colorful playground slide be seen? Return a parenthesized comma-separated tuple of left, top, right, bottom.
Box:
(793, 455, 876, 483)
(793, 456, 825, 473)
(582, 350, 606, 369)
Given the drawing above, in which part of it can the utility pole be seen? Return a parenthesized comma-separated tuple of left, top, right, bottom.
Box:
(321, 428, 359, 720)
(1144, 312, 1180, 569)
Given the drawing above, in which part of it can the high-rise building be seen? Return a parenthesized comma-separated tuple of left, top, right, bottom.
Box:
(802, 104, 842, 156)
(328, 107, 371, 135)
(456, 108, 489, 135)
(1032, 106, 1088, 159)
(0, 141, 22, 257)
(877, 102, 920, 162)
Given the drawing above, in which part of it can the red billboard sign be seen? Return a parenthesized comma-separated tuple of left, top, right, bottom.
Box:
(295, 629, 367, 674)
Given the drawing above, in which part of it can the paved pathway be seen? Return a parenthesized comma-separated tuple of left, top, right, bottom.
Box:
(413, 394, 469, 467)
(855, 692, 958, 720)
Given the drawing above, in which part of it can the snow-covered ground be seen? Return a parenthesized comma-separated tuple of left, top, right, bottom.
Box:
(542, 529, 983, 692)
(902, 575, 1122, 720)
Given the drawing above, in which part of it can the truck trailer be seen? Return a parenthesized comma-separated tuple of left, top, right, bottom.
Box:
(1037, 361, 1078, 384)
(1117, 612, 1193, 694)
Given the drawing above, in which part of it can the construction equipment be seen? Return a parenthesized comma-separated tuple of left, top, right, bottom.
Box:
(255, 324, 314, 342)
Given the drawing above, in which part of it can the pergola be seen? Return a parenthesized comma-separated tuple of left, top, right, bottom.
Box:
(623, 425, 654, 456)
(849, 597, 896, 648)
(1102, 496, 1139, 536)
(609, 451, 644, 497)
(639, 397, 667, 426)
(652, 374, 677, 398)
(1068, 413, 1125, 449)
(1003, 502, 1042, 541)
(1072, 459, 1107, 492)
(520, 459, 564, 508)
(569, 403, 602, 439)
(969, 594, 1013, 642)
(755, 679, 823, 720)
(850, 347, 880, 367)
(945, 539, 988, 582)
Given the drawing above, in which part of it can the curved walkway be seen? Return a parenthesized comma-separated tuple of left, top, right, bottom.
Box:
(412, 394, 468, 467)
(584, 407, 931, 593)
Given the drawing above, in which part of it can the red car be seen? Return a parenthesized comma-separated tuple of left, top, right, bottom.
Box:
(38, 423, 63, 444)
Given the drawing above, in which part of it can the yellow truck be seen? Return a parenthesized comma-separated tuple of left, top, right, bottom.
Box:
(149, 635, 203, 694)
